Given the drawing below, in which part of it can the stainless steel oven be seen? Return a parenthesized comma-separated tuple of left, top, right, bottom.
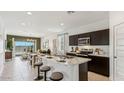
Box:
(78, 37, 90, 46)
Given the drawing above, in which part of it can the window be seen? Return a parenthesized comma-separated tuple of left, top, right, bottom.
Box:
(43, 40, 49, 49)
(58, 35, 64, 51)
(58, 33, 68, 54)
(15, 41, 34, 47)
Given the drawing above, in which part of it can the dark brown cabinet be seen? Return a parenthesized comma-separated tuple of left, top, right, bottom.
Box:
(79, 62, 88, 81)
(88, 55, 109, 76)
(66, 52, 109, 77)
(5, 51, 12, 60)
(78, 33, 90, 38)
(69, 35, 78, 46)
(69, 29, 109, 46)
(90, 29, 109, 45)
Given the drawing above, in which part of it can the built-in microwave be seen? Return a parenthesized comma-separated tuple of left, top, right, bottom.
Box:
(78, 37, 90, 46)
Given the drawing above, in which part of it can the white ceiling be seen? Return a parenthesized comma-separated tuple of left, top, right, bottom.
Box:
(0, 11, 109, 37)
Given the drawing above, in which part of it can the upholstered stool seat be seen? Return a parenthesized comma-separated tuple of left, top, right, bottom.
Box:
(50, 72, 63, 81)
(34, 61, 43, 66)
(41, 66, 51, 81)
(34, 62, 43, 80)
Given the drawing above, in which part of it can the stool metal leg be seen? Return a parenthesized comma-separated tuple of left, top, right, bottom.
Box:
(44, 72, 47, 81)
(34, 66, 43, 81)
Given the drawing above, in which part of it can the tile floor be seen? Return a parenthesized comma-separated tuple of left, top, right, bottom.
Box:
(0, 57, 37, 81)
(88, 71, 109, 81)
(0, 57, 109, 81)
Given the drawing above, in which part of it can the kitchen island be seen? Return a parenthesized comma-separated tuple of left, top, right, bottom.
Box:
(41, 55, 91, 81)
(67, 52, 110, 76)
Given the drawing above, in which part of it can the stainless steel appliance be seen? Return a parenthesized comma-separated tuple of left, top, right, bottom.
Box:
(78, 37, 90, 46)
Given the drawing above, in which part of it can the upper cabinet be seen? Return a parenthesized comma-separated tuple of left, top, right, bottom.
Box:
(78, 33, 90, 38)
(69, 29, 109, 46)
(69, 35, 78, 46)
(90, 29, 109, 45)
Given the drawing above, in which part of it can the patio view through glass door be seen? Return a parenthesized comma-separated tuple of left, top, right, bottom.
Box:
(14, 41, 35, 56)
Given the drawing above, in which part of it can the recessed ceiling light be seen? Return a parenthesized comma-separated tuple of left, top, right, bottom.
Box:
(27, 12, 32, 15)
(67, 11, 75, 14)
(60, 23, 64, 26)
(21, 22, 26, 26)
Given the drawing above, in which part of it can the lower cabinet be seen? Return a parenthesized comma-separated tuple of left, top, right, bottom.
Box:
(88, 55, 109, 77)
(66, 53, 109, 77)
(79, 62, 88, 81)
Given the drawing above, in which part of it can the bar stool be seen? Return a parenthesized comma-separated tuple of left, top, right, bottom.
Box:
(33, 55, 38, 68)
(34, 62, 43, 80)
(40, 66, 51, 81)
(29, 55, 33, 65)
(50, 72, 63, 81)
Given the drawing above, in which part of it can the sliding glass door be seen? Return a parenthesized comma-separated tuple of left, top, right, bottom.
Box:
(15, 41, 35, 56)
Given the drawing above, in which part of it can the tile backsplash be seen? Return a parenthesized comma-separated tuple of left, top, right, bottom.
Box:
(69, 45, 109, 57)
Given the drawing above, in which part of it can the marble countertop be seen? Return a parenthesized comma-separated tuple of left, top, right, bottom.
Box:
(88, 54, 109, 57)
(67, 52, 109, 57)
(42, 56, 91, 65)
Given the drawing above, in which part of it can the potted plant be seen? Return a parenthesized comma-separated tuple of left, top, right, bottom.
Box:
(7, 38, 13, 51)
(5, 38, 13, 60)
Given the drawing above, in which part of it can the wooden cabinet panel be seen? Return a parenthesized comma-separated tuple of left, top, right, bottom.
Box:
(78, 33, 90, 38)
(90, 29, 109, 45)
(69, 29, 109, 46)
(88, 55, 109, 76)
(79, 62, 88, 81)
(66, 52, 109, 76)
(69, 36, 74, 45)
(69, 35, 78, 46)
(5, 52, 12, 59)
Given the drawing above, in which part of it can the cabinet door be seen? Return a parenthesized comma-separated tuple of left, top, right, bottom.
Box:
(69, 35, 78, 46)
(90, 29, 109, 45)
(69, 36, 74, 46)
(88, 55, 109, 76)
(78, 33, 90, 38)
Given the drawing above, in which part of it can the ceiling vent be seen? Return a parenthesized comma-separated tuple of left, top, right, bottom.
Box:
(67, 11, 75, 14)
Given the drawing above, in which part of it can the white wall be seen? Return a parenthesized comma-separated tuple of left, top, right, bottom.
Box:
(0, 17, 5, 75)
(64, 19, 109, 35)
(109, 11, 124, 80)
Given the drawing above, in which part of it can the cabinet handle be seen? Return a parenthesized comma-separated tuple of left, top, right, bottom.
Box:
(114, 56, 117, 59)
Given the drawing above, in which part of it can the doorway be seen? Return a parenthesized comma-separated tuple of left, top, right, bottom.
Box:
(113, 22, 124, 80)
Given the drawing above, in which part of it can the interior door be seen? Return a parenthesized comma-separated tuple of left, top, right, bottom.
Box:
(114, 23, 124, 80)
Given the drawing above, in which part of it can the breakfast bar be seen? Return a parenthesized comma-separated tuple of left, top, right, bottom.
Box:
(41, 56, 91, 81)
